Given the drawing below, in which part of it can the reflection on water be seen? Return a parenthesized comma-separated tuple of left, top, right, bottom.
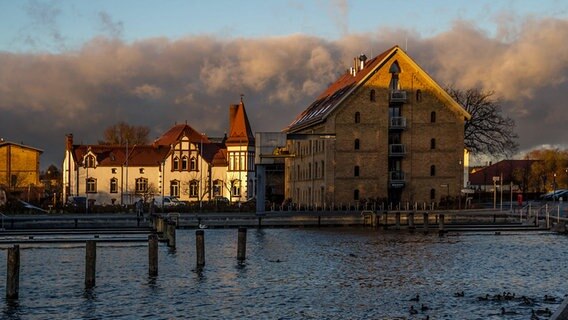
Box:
(1, 228, 567, 319)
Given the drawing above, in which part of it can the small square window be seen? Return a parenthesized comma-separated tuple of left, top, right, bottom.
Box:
(111, 168, 117, 174)
(139, 168, 145, 174)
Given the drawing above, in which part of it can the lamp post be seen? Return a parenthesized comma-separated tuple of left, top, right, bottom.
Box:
(553, 173, 557, 203)
(161, 160, 165, 213)
(492, 176, 500, 210)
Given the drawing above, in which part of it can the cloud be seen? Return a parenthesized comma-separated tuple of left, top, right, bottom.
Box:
(326, 0, 350, 36)
(0, 17, 567, 168)
(98, 11, 124, 39)
(131, 84, 163, 100)
(21, 0, 67, 51)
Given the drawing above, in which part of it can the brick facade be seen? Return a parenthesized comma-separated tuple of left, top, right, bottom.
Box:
(285, 47, 469, 207)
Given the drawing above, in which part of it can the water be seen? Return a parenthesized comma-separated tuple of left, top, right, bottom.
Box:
(1, 228, 567, 319)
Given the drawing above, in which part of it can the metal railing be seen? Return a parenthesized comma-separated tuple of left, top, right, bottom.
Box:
(390, 90, 407, 103)
(389, 117, 407, 129)
(389, 144, 406, 156)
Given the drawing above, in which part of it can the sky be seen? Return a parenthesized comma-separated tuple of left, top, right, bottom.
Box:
(0, 0, 567, 169)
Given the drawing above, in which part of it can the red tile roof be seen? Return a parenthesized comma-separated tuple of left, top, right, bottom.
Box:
(72, 145, 170, 167)
(469, 160, 539, 185)
(153, 124, 210, 147)
(226, 100, 255, 146)
(286, 46, 397, 132)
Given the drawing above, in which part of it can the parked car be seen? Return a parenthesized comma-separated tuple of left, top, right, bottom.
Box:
(153, 196, 182, 208)
(213, 196, 230, 204)
(66, 196, 87, 209)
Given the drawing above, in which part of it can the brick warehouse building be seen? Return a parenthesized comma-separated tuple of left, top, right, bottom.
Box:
(284, 46, 471, 206)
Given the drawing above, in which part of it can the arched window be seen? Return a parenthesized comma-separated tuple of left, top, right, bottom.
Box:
(430, 165, 436, 177)
(430, 111, 436, 123)
(173, 157, 180, 171)
(389, 61, 401, 91)
(370, 89, 376, 102)
(430, 138, 436, 150)
(430, 188, 436, 200)
(355, 112, 361, 123)
(354, 189, 360, 201)
(190, 157, 197, 171)
(84, 155, 96, 168)
(135, 178, 148, 193)
(110, 178, 118, 193)
(170, 180, 180, 197)
(213, 180, 223, 196)
(189, 180, 199, 197)
(416, 89, 422, 102)
(231, 180, 241, 197)
(354, 139, 360, 150)
(354, 165, 360, 177)
(181, 156, 188, 170)
(86, 178, 97, 193)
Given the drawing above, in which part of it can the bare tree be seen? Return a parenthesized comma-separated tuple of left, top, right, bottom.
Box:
(447, 87, 518, 157)
(99, 122, 150, 145)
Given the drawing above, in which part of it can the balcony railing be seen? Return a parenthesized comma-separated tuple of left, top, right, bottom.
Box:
(389, 171, 406, 186)
(390, 90, 407, 103)
(389, 144, 406, 156)
(389, 117, 407, 129)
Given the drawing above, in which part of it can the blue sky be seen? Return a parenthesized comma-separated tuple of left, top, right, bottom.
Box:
(1, 0, 566, 53)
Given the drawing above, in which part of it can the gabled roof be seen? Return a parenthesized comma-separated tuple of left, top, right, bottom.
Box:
(469, 160, 539, 185)
(202, 143, 228, 166)
(225, 99, 255, 146)
(153, 124, 210, 147)
(0, 140, 43, 153)
(286, 45, 470, 132)
(72, 145, 169, 167)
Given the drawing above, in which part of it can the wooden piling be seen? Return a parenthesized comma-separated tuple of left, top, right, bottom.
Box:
(395, 212, 401, 230)
(237, 227, 247, 262)
(423, 213, 429, 231)
(372, 212, 378, 228)
(196, 230, 205, 268)
(85, 240, 96, 288)
(408, 212, 415, 230)
(148, 234, 158, 277)
(167, 221, 176, 248)
(6, 245, 20, 299)
(383, 212, 388, 229)
(257, 217, 262, 229)
(439, 214, 445, 231)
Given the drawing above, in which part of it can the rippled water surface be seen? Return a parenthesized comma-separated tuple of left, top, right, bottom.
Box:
(1, 228, 567, 319)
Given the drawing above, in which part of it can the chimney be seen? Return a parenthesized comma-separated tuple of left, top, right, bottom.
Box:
(353, 57, 358, 76)
(66, 134, 74, 151)
(359, 53, 367, 70)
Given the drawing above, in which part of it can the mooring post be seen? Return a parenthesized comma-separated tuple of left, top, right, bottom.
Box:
(196, 230, 205, 268)
(423, 213, 429, 231)
(395, 212, 401, 230)
(439, 214, 445, 231)
(85, 240, 96, 288)
(237, 227, 247, 262)
(6, 244, 20, 299)
(408, 212, 415, 230)
(257, 217, 262, 229)
(372, 212, 378, 228)
(148, 234, 158, 276)
(383, 212, 388, 229)
(167, 221, 176, 248)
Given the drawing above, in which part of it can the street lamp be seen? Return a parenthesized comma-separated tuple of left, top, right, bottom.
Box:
(553, 173, 557, 202)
